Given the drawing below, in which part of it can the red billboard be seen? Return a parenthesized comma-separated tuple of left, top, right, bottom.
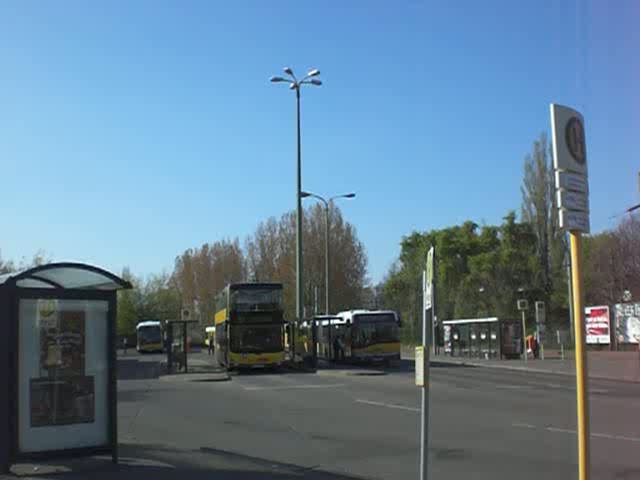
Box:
(585, 306, 610, 345)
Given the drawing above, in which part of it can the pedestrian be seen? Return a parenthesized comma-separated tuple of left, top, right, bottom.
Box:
(208, 335, 213, 356)
(333, 335, 343, 362)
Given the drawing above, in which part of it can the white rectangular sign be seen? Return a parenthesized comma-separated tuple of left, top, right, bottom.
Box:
(556, 170, 589, 193)
(614, 302, 640, 344)
(424, 247, 434, 309)
(557, 189, 589, 212)
(559, 208, 591, 234)
(415, 346, 424, 386)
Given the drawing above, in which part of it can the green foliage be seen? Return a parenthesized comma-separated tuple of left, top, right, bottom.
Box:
(381, 213, 539, 344)
(116, 268, 181, 335)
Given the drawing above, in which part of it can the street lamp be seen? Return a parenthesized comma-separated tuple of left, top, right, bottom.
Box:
(301, 191, 356, 315)
(271, 67, 322, 361)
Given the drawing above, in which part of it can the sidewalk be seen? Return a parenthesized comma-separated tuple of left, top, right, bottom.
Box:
(402, 347, 640, 383)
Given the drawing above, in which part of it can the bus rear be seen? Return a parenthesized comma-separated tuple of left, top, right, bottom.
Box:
(347, 310, 401, 363)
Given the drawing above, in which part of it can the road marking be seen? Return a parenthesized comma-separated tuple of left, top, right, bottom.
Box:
(243, 383, 344, 391)
(591, 432, 640, 443)
(512, 422, 535, 429)
(512, 423, 640, 443)
(546, 426, 575, 434)
(355, 399, 420, 412)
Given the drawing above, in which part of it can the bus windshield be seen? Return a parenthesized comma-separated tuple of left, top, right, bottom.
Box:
(230, 288, 283, 312)
(138, 327, 162, 343)
(355, 313, 397, 324)
(352, 322, 399, 348)
(230, 324, 283, 353)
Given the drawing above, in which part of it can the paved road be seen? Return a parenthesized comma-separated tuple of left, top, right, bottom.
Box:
(9, 352, 637, 479)
(112, 353, 640, 480)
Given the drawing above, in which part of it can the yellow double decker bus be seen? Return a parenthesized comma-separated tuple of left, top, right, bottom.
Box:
(214, 283, 285, 370)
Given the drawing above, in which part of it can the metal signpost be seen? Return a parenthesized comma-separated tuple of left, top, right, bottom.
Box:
(517, 299, 528, 363)
(551, 103, 590, 480)
(417, 246, 434, 480)
(535, 301, 546, 360)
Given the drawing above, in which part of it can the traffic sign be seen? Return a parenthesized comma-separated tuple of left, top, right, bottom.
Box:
(555, 170, 588, 193)
(552, 104, 590, 234)
(424, 246, 434, 309)
(551, 104, 588, 176)
(559, 208, 591, 234)
(415, 346, 424, 386)
(517, 299, 528, 311)
(557, 189, 589, 212)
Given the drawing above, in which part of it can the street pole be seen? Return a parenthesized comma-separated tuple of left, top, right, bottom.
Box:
(566, 236, 575, 345)
(325, 203, 330, 315)
(521, 309, 527, 364)
(271, 67, 322, 363)
(295, 86, 303, 362)
(420, 270, 430, 480)
(300, 191, 355, 317)
(570, 231, 590, 480)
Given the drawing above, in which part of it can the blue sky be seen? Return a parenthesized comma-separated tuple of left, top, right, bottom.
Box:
(1, 1, 638, 283)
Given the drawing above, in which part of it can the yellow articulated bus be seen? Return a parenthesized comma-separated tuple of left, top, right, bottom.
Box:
(330, 310, 401, 364)
(136, 320, 164, 353)
(213, 283, 285, 370)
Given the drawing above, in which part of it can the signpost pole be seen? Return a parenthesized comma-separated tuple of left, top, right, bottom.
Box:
(551, 103, 591, 480)
(420, 269, 430, 480)
(570, 231, 590, 480)
(419, 245, 434, 480)
(521, 310, 527, 364)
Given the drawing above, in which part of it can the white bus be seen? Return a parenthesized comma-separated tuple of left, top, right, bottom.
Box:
(318, 310, 400, 363)
(136, 320, 164, 353)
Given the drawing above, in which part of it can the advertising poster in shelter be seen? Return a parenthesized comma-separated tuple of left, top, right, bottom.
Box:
(31, 302, 94, 427)
(30, 376, 95, 427)
(39, 309, 86, 376)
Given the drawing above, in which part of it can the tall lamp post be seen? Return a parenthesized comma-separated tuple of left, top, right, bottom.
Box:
(301, 191, 356, 314)
(270, 67, 322, 361)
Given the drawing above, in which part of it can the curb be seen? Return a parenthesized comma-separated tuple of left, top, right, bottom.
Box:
(424, 358, 640, 384)
(317, 369, 386, 377)
(159, 372, 230, 383)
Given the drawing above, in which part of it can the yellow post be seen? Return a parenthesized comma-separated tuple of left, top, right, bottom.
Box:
(570, 231, 590, 480)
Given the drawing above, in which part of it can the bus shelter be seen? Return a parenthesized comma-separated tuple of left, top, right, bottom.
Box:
(166, 320, 199, 373)
(0, 263, 131, 472)
(443, 317, 523, 360)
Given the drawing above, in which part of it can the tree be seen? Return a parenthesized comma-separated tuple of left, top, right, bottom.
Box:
(380, 213, 539, 343)
(520, 133, 564, 300)
(117, 267, 139, 336)
(246, 204, 368, 320)
(584, 214, 640, 305)
(173, 239, 246, 326)
(0, 252, 15, 274)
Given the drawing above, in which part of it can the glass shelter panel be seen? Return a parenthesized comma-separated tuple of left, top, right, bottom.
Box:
(18, 299, 109, 453)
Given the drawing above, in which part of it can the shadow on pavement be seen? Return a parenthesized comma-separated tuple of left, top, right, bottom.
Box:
(316, 358, 473, 375)
(117, 359, 162, 380)
(8, 443, 366, 480)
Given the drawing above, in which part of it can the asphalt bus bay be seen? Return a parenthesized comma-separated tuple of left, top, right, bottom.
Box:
(8, 352, 640, 480)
